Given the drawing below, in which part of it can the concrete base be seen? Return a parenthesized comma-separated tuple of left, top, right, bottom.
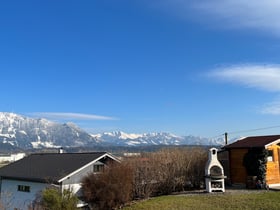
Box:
(205, 178, 225, 193)
(268, 183, 280, 190)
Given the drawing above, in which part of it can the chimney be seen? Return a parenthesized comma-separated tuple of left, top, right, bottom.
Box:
(59, 147, 64, 154)
(225, 132, 228, 145)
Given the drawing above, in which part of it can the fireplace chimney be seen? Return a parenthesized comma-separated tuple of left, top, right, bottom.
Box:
(58, 147, 64, 154)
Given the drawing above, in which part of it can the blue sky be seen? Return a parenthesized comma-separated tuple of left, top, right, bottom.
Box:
(1, 0, 280, 138)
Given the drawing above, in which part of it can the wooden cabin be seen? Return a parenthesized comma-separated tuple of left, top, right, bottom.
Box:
(220, 135, 280, 188)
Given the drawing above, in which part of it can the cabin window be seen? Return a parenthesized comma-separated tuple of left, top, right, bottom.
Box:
(267, 150, 274, 162)
(17, 185, 30, 192)
(93, 164, 104, 173)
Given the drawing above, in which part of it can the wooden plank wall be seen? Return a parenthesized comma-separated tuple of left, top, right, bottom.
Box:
(229, 146, 280, 185)
(229, 149, 248, 184)
(266, 145, 280, 184)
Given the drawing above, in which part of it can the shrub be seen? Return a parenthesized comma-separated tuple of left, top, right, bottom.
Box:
(128, 147, 208, 198)
(81, 162, 133, 210)
(33, 187, 78, 210)
(81, 147, 208, 208)
(243, 148, 268, 183)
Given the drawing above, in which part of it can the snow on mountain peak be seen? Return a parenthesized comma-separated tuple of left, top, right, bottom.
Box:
(0, 112, 99, 149)
(0, 112, 225, 150)
(101, 131, 142, 140)
(91, 131, 220, 146)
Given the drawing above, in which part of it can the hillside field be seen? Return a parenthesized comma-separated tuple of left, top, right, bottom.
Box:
(124, 190, 280, 210)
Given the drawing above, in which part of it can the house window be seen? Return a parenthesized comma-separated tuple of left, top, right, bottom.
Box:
(267, 150, 274, 162)
(93, 164, 104, 173)
(17, 185, 30, 192)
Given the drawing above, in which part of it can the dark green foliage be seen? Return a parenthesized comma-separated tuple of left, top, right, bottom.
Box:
(39, 188, 78, 210)
(243, 148, 268, 183)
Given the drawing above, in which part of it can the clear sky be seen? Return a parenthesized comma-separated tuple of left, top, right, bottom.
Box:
(1, 0, 280, 138)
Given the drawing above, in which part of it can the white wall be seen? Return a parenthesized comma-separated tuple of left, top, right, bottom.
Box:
(0, 180, 84, 210)
(0, 161, 105, 209)
(0, 179, 48, 210)
(62, 183, 81, 195)
(0, 153, 26, 163)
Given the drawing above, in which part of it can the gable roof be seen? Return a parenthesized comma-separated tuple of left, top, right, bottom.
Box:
(224, 135, 280, 149)
(0, 152, 117, 183)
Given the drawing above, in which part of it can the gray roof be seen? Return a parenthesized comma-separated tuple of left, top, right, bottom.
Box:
(0, 152, 111, 183)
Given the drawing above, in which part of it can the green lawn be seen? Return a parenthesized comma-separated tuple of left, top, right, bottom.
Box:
(123, 191, 280, 210)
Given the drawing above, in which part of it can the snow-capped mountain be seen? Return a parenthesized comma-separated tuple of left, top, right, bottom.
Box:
(0, 112, 99, 149)
(92, 131, 227, 146)
(0, 112, 227, 150)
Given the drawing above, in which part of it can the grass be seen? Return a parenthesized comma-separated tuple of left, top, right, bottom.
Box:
(123, 191, 280, 210)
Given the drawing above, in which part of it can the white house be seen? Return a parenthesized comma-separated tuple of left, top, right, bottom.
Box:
(0, 152, 120, 210)
(0, 153, 26, 163)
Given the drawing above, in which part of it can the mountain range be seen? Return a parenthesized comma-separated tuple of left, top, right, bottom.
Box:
(92, 131, 226, 146)
(0, 112, 226, 151)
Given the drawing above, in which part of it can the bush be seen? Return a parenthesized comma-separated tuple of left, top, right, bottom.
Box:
(81, 162, 133, 210)
(243, 148, 268, 183)
(81, 147, 208, 208)
(128, 147, 208, 198)
(33, 187, 78, 210)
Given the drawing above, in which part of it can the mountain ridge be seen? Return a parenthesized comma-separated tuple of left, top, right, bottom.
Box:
(0, 112, 99, 149)
(93, 131, 226, 146)
(0, 112, 226, 150)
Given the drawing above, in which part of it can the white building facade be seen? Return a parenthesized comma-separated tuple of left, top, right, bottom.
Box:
(0, 152, 119, 210)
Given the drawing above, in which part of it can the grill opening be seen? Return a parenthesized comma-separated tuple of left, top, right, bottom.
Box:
(210, 166, 223, 176)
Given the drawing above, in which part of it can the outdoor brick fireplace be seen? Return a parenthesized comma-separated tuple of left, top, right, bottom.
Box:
(205, 148, 226, 192)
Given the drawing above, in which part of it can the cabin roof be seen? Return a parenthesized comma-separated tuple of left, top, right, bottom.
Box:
(224, 135, 280, 149)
